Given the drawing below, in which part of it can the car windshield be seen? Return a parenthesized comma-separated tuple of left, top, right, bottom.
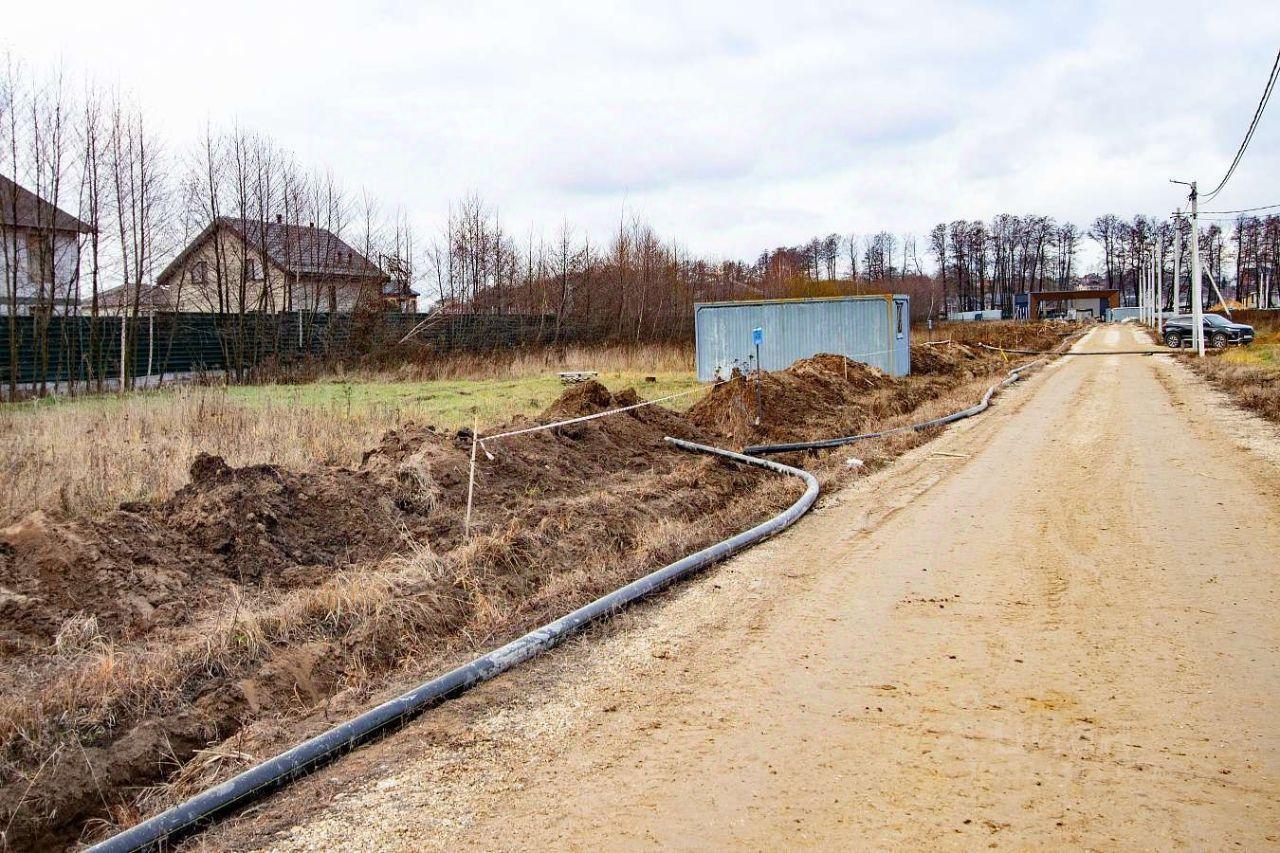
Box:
(1203, 314, 1230, 327)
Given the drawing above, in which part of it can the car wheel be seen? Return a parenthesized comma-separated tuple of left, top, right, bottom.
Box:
(1211, 332, 1229, 349)
(1165, 333, 1181, 349)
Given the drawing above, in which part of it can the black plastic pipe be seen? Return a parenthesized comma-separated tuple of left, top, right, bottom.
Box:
(743, 359, 1044, 457)
(88, 437, 819, 853)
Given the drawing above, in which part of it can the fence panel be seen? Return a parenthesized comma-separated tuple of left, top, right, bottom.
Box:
(1, 311, 562, 390)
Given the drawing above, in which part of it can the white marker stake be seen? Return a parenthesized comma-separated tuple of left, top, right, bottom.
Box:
(465, 415, 479, 538)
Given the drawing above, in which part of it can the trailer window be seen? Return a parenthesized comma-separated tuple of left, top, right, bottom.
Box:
(895, 301, 905, 339)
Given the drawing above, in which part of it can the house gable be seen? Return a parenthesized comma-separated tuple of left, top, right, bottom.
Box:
(156, 218, 392, 313)
(0, 175, 94, 234)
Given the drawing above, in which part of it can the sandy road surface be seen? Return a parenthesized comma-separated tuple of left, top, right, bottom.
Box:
(250, 324, 1280, 851)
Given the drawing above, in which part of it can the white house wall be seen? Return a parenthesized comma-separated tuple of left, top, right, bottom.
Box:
(0, 228, 83, 314)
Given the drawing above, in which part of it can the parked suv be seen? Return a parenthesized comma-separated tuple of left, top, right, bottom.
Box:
(1163, 313, 1255, 349)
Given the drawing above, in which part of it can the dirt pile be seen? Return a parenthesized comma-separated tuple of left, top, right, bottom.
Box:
(908, 341, 984, 377)
(0, 456, 410, 652)
(688, 354, 914, 444)
(364, 381, 702, 523)
(942, 320, 1075, 353)
(687, 337, 1062, 447)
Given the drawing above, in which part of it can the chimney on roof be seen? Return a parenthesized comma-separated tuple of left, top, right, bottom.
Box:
(275, 214, 282, 224)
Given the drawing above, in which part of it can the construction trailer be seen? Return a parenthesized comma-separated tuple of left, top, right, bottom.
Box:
(693, 295, 910, 382)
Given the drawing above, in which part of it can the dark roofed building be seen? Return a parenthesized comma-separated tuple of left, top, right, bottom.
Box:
(0, 175, 94, 234)
(1, 175, 95, 316)
(156, 216, 390, 313)
(94, 282, 176, 316)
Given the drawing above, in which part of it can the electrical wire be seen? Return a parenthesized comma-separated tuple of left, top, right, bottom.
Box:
(1203, 48, 1280, 202)
(1199, 202, 1280, 215)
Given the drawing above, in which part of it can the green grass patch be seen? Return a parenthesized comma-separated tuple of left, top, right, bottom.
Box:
(1220, 333, 1280, 369)
(225, 370, 703, 429)
(4, 370, 704, 432)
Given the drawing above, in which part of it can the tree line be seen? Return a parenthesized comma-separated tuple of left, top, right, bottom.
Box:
(429, 204, 1279, 341)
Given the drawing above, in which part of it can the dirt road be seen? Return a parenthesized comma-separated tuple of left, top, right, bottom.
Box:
(254, 324, 1280, 851)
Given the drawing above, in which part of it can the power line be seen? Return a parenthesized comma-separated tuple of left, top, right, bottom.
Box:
(1197, 215, 1277, 224)
(1198, 201, 1280, 215)
(1203, 48, 1280, 201)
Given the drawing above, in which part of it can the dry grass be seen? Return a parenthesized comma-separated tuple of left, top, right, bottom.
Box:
(913, 319, 1079, 350)
(0, 342, 696, 525)
(0, 391, 406, 525)
(360, 341, 694, 382)
(0, 550, 445, 759)
(1191, 359, 1280, 423)
(1189, 310, 1280, 424)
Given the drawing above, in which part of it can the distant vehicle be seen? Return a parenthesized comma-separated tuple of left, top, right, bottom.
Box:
(1163, 314, 1255, 349)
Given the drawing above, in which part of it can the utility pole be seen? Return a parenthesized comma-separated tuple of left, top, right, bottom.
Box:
(1190, 182, 1204, 356)
(1149, 250, 1156, 327)
(1171, 182, 1205, 355)
(1141, 251, 1152, 324)
(1141, 252, 1152, 325)
(1173, 210, 1183, 315)
(1152, 249, 1162, 325)
(1145, 251, 1152, 326)
(1152, 252, 1162, 325)
(1155, 238, 1164, 334)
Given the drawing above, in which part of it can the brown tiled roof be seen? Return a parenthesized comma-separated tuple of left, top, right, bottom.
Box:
(0, 175, 94, 233)
(94, 282, 175, 310)
(382, 279, 418, 299)
(157, 217, 388, 285)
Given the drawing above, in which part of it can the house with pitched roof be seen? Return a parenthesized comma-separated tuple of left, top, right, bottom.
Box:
(1, 175, 95, 316)
(155, 216, 410, 313)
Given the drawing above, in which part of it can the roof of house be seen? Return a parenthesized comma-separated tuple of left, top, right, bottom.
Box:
(95, 282, 175, 310)
(382, 279, 418, 299)
(157, 216, 388, 285)
(0, 175, 94, 234)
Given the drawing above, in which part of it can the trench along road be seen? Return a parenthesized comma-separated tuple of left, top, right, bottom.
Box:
(261, 324, 1280, 851)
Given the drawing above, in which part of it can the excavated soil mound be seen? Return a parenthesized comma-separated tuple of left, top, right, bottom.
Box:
(364, 381, 701, 524)
(908, 342, 984, 377)
(688, 353, 907, 444)
(686, 344, 1044, 446)
(0, 457, 407, 651)
(0, 382, 706, 655)
(159, 455, 405, 579)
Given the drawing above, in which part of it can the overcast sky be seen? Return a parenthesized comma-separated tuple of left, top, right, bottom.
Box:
(5, 1, 1279, 268)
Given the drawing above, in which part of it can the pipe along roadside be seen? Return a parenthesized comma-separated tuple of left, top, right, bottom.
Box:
(89, 438, 820, 853)
(744, 358, 1046, 456)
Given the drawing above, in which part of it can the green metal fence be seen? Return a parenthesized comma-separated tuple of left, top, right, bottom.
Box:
(0, 311, 562, 387)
